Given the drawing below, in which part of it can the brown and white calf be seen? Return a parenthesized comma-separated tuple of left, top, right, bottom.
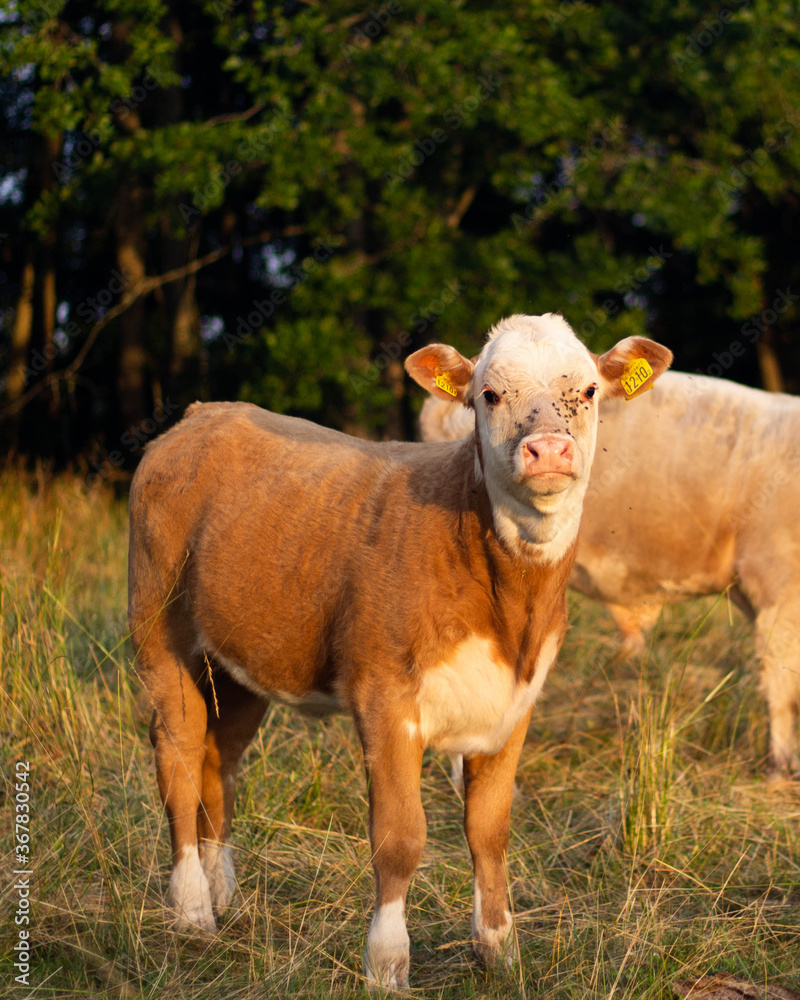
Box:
(422, 369, 800, 776)
(128, 314, 671, 988)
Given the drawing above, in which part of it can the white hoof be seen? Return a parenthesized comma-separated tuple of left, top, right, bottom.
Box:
(767, 752, 800, 782)
(168, 845, 216, 932)
(472, 888, 516, 968)
(472, 924, 517, 969)
(201, 841, 236, 912)
(618, 634, 647, 660)
(363, 899, 410, 990)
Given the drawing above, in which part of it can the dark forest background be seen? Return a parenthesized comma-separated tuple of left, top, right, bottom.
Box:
(1, 0, 799, 481)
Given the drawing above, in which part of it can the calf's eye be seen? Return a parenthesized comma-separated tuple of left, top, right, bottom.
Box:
(584, 386, 597, 400)
(482, 388, 500, 406)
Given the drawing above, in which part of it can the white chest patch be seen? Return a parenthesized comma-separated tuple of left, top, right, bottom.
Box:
(415, 633, 560, 755)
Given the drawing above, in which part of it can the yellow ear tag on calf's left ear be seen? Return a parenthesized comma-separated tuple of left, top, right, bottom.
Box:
(621, 357, 654, 399)
(435, 372, 458, 397)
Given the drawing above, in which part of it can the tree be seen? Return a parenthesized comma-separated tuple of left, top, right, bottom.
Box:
(1, 0, 798, 468)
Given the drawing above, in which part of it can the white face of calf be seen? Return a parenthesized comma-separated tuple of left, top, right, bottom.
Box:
(407, 313, 672, 562)
(474, 316, 600, 505)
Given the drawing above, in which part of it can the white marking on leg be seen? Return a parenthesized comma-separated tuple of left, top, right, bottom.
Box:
(450, 754, 464, 793)
(201, 840, 236, 912)
(472, 883, 515, 967)
(363, 898, 410, 990)
(168, 844, 216, 932)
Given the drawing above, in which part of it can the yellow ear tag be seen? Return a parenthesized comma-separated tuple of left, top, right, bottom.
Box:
(435, 372, 458, 397)
(621, 358, 654, 399)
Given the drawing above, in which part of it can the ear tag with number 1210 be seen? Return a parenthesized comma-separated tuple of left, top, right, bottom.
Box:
(435, 373, 458, 397)
(621, 358, 654, 399)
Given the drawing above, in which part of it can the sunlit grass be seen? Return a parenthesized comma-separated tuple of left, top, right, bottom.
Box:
(1, 469, 798, 998)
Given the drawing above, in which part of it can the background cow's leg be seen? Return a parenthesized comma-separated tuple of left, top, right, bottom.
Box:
(463, 709, 530, 968)
(754, 602, 800, 776)
(145, 647, 215, 931)
(449, 754, 464, 793)
(198, 665, 268, 914)
(607, 602, 662, 659)
(357, 714, 425, 990)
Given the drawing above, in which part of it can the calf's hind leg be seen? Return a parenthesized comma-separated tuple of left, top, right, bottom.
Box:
(197, 665, 268, 913)
(145, 648, 215, 931)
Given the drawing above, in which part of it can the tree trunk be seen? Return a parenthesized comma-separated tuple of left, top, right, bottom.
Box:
(40, 238, 58, 424)
(756, 332, 784, 393)
(115, 181, 149, 438)
(7, 247, 35, 413)
(170, 267, 201, 381)
(155, 12, 203, 408)
(39, 133, 61, 391)
(160, 231, 202, 402)
(5, 131, 61, 445)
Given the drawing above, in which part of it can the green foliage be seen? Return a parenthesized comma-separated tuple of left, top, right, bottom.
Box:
(1, 0, 799, 456)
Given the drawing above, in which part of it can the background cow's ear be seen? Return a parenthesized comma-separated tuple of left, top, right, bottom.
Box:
(405, 344, 474, 404)
(595, 336, 673, 400)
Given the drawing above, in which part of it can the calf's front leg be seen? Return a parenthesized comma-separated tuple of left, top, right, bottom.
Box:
(463, 709, 531, 968)
(357, 717, 426, 990)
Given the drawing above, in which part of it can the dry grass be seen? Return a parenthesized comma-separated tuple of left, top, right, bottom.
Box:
(1, 468, 799, 998)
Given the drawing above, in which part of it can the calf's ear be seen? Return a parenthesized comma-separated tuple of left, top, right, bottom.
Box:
(405, 344, 475, 404)
(595, 336, 673, 401)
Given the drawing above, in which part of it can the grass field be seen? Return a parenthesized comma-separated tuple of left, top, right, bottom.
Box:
(2, 467, 799, 999)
